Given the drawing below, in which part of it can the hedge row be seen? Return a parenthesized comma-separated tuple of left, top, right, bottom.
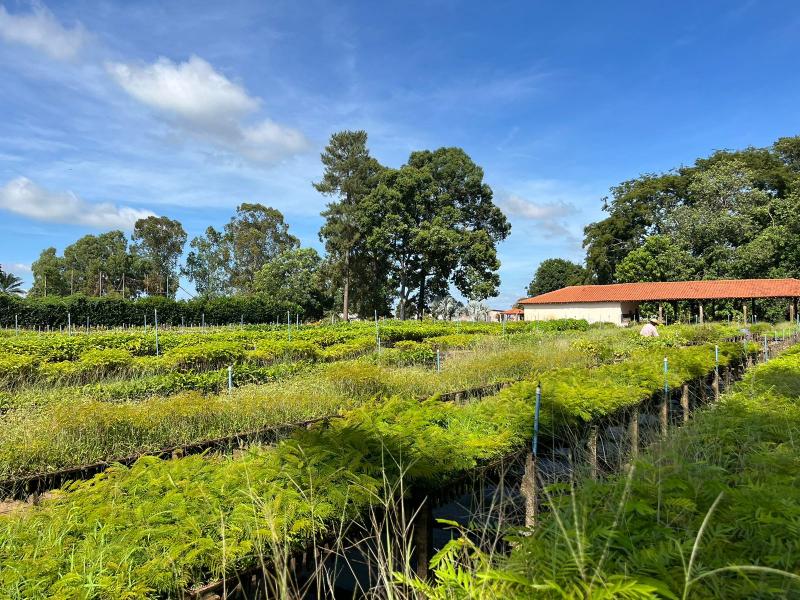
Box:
(0, 294, 309, 328)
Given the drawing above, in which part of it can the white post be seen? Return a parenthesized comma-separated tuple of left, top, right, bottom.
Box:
(154, 309, 159, 357)
(67, 312, 71, 335)
(228, 365, 233, 393)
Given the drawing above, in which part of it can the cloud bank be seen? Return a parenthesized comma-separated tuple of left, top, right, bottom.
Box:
(106, 55, 310, 163)
(0, 177, 154, 229)
(0, 3, 87, 60)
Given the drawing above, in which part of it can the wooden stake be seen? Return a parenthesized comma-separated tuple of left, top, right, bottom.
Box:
(712, 370, 720, 402)
(522, 453, 538, 528)
(588, 426, 598, 479)
(681, 384, 689, 423)
(628, 407, 639, 459)
(660, 396, 669, 436)
(413, 500, 433, 580)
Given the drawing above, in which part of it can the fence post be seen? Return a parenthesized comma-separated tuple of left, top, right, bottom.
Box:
(15, 314, 18, 336)
(374, 310, 380, 354)
(67, 312, 71, 336)
(154, 309, 159, 357)
(713, 345, 720, 400)
(228, 365, 233, 394)
(436, 349, 441, 373)
(287, 311, 291, 341)
(588, 425, 599, 479)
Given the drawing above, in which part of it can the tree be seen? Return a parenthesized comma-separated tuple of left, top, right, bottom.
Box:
(184, 204, 298, 295)
(615, 235, 698, 283)
(132, 216, 187, 297)
(253, 248, 330, 318)
(60, 231, 141, 297)
(184, 226, 230, 297)
(29, 248, 68, 297)
(526, 258, 587, 297)
(362, 147, 510, 318)
(0, 268, 24, 295)
(314, 130, 384, 320)
(225, 203, 298, 292)
(582, 135, 800, 286)
(429, 294, 463, 320)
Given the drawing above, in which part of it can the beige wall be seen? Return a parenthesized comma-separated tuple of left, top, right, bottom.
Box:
(523, 302, 627, 325)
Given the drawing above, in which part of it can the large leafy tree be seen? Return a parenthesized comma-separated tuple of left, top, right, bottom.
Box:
(526, 258, 587, 297)
(184, 204, 298, 295)
(363, 147, 510, 318)
(131, 216, 187, 297)
(583, 135, 800, 285)
(253, 248, 330, 317)
(184, 226, 231, 297)
(225, 203, 298, 292)
(59, 231, 145, 297)
(0, 268, 24, 296)
(29, 247, 68, 297)
(314, 130, 385, 320)
(614, 235, 697, 283)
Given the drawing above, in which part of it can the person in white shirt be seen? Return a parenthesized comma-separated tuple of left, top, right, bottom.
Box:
(640, 317, 660, 337)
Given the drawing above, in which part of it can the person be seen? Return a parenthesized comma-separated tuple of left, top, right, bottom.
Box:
(640, 317, 659, 337)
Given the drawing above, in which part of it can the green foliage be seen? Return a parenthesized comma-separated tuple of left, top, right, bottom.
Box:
(416, 344, 800, 600)
(527, 258, 587, 296)
(583, 135, 800, 285)
(252, 248, 331, 318)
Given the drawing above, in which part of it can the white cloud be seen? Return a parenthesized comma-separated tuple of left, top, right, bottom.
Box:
(0, 177, 154, 229)
(0, 3, 87, 60)
(106, 55, 310, 163)
(502, 194, 573, 220)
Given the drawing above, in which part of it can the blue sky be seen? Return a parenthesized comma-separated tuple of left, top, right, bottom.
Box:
(1, 0, 799, 308)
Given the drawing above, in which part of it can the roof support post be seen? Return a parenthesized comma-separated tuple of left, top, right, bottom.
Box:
(790, 298, 796, 324)
(699, 302, 704, 324)
(658, 302, 663, 323)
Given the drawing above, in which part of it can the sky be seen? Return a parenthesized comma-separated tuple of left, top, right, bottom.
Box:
(1, 0, 800, 308)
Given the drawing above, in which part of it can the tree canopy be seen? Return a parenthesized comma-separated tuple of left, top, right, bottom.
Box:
(527, 258, 586, 297)
(572, 136, 800, 286)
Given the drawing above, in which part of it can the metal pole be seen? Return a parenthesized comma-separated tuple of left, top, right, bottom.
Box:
(287, 311, 291, 341)
(374, 310, 380, 353)
(436, 349, 441, 373)
(68, 312, 71, 335)
(154, 309, 159, 357)
(228, 365, 233, 393)
(14, 314, 18, 336)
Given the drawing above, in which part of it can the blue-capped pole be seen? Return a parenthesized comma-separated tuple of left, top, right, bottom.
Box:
(663, 357, 669, 398)
(532, 384, 542, 456)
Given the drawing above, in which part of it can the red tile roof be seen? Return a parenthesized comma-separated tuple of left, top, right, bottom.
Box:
(519, 279, 800, 304)
(502, 308, 523, 315)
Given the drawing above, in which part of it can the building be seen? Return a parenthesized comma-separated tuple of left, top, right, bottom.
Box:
(519, 279, 800, 325)
(501, 308, 523, 321)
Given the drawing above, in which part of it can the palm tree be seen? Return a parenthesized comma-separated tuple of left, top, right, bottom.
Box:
(0, 269, 25, 295)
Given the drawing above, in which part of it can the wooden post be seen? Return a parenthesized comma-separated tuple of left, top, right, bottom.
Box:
(712, 369, 720, 402)
(628, 407, 639, 459)
(698, 303, 704, 324)
(522, 453, 538, 528)
(588, 426, 598, 479)
(681, 384, 690, 423)
(413, 499, 433, 580)
(660, 395, 669, 436)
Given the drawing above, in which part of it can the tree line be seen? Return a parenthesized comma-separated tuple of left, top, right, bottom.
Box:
(14, 131, 510, 321)
(527, 135, 800, 318)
